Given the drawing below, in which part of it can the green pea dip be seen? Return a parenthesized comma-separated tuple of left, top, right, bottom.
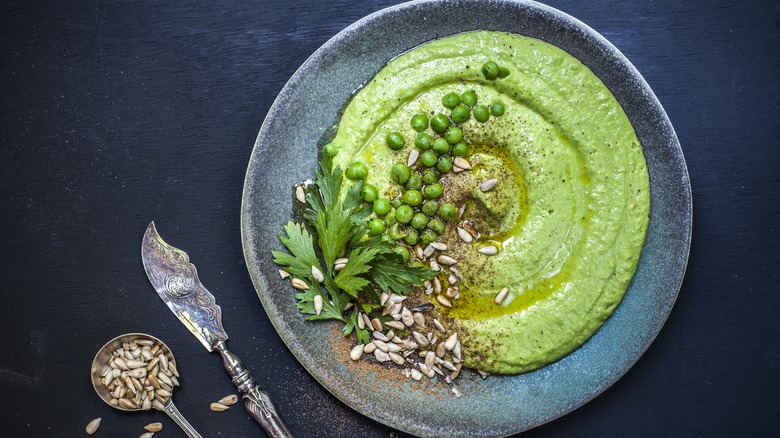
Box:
(332, 31, 650, 374)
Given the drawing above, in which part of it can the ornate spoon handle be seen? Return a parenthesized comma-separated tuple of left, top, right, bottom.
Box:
(163, 400, 203, 438)
(213, 339, 294, 438)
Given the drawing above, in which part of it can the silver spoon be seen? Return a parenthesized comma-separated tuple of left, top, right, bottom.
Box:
(90, 333, 202, 438)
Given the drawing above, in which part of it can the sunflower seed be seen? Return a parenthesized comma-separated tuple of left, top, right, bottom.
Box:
(444, 333, 458, 351)
(278, 268, 290, 278)
(296, 185, 306, 203)
(423, 244, 436, 258)
(363, 342, 377, 354)
(437, 255, 457, 265)
(430, 259, 441, 271)
(477, 370, 490, 379)
(412, 331, 429, 347)
(452, 386, 462, 397)
(373, 340, 389, 352)
(412, 303, 434, 312)
(413, 312, 426, 327)
(415, 245, 424, 260)
(210, 402, 229, 412)
(139, 433, 155, 438)
(448, 273, 458, 284)
(362, 313, 373, 330)
(456, 227, 473, 243)
(311, 266, 324, 283)
(334, 257, 348, 271)
(433, 318, 446, 333)
(152, 399, 165, 411)
(373, 349, 390, 362)
(431, 242, 447, 251)
(419, 363, 435, 378)
(433, 277, 442, 294)
(385, 330, 395, 341)
(436, 342, 446, 358)
(371, 317, 383, 331)
(453, 340, 462, 360)
(453, 157, 472, 170)
(85, 418, 101, 435)
(495, 287, 509, 304)
(389, 352, 405, 365)
(157, 371, 172, 387)
(350, 344, 364, 361)
(425, 351, 435, 369)
(385, 320, 406, 331)
(408, 149, 420, 167)
(446, 286, 458, 299)
(313, 294, 323, 315)
(436, 294, 452, 308)
(357, 313, 366, 330)
(449, 266, 464, 280)
(144, 422, 163, 432)
(463, 223, 479, 237)
(402, 307, 414, 326)
(118, 398, 136, 409)
(411, 369, 423, 381)
(479, 178, 498, 192)
(478, 245, 498, 255)
(290, 278, 309, 290)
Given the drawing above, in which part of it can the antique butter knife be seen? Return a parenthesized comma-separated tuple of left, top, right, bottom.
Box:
(141, 222, 294, 438)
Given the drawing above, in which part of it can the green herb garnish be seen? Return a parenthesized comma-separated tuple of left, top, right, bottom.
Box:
(272, 153, 435, 343)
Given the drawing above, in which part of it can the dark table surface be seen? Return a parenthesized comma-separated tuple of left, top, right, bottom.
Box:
(1, 0, 778, 436)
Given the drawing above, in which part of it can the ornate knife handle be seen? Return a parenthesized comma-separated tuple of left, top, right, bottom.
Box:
(213, 339, 294, 438)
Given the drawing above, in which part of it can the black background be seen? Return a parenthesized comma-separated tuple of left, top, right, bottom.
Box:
(1, 0, 778, 436)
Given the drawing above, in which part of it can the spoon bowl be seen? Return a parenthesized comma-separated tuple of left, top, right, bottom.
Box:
(90, 333, 202, 437)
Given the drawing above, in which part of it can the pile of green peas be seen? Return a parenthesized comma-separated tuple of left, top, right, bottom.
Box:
(340, 72, 507, 261)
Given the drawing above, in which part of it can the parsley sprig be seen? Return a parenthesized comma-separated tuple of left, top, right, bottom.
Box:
(272, 154, 435, 343)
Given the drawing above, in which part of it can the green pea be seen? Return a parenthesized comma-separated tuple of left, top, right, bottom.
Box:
(436, 155, 453, 173)
(422, 199, 439, 216)
(490, 101, 505, 117)
(384, 210, 397, 225)
(403, 228, 419, 246)
(411, 212, 428, 230)
(461, 90, 478, 107)
(404, 172, 423, 190)
(498, 66, 511, 78)
(346, 162, 368, 180)
(428, 218, 445, 234)
(373, 198, 391, 216)
(430, 114, 451, 133)
(395, 205, 414, 224)
(386, 131, 405, 150)
(445, 126, 463, 145)
(393, 246, 410, 263)
(361, 183, 379, 202)
(482, 61, 500, 80)
(410, 114, 429, 132)
(415, 132, 432, 150)
(391, 163, 411, 185)
(392, 197, 403, 209)
(432, 137, 450, 155)
(439, 203, 457, 222)
(420, 150, 438, 167)
(442, 92, 460, 109)
(323, 142, 340, 157)
(451, 141, 469, 157)
(389, 222, 407, 240)
(473, 104, 490, 123)
(423, 183, 443, 199)
(421, 167, 439, 185)
(368, 218, 385, 236)
(420, 229, 438, 246)
(403, 189, 423, 206)
(451, 105, 470, 124)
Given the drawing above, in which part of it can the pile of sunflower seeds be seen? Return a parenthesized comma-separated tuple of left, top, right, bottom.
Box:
(99, 338, 179, 411)
(350, 290, 465, 385)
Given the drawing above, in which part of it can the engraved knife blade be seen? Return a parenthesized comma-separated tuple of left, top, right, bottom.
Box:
(141, 221, 227, 351)
(141, 222, 294, 438)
